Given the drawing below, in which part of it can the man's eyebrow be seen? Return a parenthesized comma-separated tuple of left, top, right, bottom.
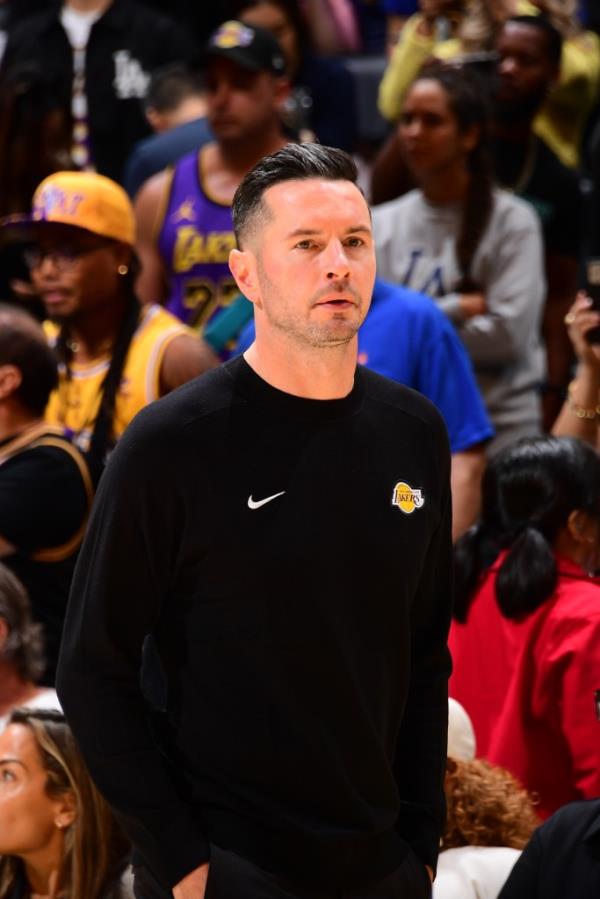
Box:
(285, 225, 372, 239)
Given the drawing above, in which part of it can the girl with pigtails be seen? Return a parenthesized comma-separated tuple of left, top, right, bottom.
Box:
(449, 436, 600, 818)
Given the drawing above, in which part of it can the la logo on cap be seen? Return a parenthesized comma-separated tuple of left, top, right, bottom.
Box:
(35, 186, 85, 220)
(212, 21, 254, 49)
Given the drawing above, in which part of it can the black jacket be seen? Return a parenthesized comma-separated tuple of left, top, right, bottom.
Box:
(2, 0, 193, 182)
(498, 799, 600, 899)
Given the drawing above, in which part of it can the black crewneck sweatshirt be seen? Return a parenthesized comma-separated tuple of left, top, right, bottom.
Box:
(57, 355, 452, 890)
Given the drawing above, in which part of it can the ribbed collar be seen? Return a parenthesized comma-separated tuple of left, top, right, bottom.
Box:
(224, 354, 365, 422)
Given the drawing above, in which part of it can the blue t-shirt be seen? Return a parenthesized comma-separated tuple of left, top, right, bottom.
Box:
(236, 278, 493, 453)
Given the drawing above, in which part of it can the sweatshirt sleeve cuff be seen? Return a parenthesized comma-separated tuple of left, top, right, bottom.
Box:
(116, 803, 211, 889)
(395, 805, 442, 875)
(436, 292, 464, 323)
(403, 14, 436, 50)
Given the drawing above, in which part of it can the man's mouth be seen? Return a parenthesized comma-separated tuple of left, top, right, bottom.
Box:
(316, 298, 356, 309)
(41, 290, 68, 305)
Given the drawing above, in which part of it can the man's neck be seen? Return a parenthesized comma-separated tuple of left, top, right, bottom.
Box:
(164, 97, 208, 131)
(64, 0, 112, 14)
(244, 334, 357, 400)
(0, 405, 40, 444)
(218, 126, 288, 175)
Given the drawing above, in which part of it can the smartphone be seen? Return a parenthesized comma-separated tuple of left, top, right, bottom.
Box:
(585, 258, 600, 344)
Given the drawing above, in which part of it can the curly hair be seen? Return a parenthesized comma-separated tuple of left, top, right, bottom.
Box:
(441, 757, 540, 850)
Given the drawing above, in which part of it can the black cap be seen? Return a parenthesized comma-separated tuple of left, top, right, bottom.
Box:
(203, 20, 287, 77)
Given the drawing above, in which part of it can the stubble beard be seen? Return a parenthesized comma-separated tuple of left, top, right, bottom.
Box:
(255, 261, 364, 349)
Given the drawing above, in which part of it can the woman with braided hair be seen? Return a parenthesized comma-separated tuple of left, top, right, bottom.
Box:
(449, 435, 600, 818)
(373, 64, 545, 456)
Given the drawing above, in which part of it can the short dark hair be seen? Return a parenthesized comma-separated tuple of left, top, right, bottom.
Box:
(0, 304, 58, 415)
(0, 563, 45, 681)
(145, 63, 205, 114)
(232, 142, 359, 247)
(504, 15, 563, 68)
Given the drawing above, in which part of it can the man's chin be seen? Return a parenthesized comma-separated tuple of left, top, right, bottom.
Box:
(493, 95, 544, 125)
(306, 323, 360, 348)
(43, 304, 72, 323)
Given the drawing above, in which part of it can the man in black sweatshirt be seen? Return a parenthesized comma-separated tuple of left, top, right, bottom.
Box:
(57, 144, 452, 899)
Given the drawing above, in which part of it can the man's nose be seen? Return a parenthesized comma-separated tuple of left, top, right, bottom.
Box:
(324, 242, 351, 280)
(211, 80, 231, 107)
(402, 117, 422, 138)
(499, 57, 517, 76)
(35, 252, 60, 276)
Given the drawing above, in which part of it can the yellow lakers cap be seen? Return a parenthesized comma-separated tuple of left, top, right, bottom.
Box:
(2, 171, 136, 246)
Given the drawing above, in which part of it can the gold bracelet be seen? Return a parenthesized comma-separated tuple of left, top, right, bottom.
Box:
(567, 380, 600, 420)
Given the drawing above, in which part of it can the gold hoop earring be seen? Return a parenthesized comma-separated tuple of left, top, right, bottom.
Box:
(117, 264, 129, 276)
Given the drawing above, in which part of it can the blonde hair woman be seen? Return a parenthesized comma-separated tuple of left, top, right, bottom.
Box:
(0, 709, 132, 899)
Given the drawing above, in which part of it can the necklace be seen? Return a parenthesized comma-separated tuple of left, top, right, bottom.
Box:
(65, 333, 114, 358)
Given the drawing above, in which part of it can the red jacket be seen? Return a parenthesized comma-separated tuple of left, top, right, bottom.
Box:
(449, 554, 600, 818)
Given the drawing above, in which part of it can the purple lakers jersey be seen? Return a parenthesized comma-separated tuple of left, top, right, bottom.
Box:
(157, 147, 238, 331)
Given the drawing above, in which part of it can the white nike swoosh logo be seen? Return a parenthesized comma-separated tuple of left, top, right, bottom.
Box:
(247, 491, 286, 510)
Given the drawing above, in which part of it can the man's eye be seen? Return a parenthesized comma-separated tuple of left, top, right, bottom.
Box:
(345, 237, 364, 248)
(295, 240, 315, 249)
(0, 769, 15, 782)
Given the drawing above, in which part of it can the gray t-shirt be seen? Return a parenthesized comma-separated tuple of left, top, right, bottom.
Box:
(373, 189, 546, 454)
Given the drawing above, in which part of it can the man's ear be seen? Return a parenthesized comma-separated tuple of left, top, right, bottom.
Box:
(274, 76, 291, 113)
(229, 248, 261, 306)
(0, 364, 22, 401)
(0, 617, 8, 654)
(145, 106, 165, 134)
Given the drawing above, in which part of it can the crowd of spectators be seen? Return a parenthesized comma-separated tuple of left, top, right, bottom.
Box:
(1, 0, 600, 896)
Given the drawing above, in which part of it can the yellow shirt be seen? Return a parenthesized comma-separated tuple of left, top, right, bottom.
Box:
(45, 304, 191, 452)
(378, 5, 600, 168)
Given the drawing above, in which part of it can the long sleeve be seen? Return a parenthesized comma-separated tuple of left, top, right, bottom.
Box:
(393, 420, 453, 871)
(377, 15, 460, 121)
(452, 209, 545, 368)
(534, 29, 600, 168)
(378, 15, 435, 121)
(56, 413, 209, 889)
(538, 611, 600, 801)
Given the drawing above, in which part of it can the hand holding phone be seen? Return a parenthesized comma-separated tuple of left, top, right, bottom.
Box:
(585, 259, 600, 345)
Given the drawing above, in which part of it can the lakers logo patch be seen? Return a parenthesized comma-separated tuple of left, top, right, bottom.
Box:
(392, 481, 425, 514)
(211, 21, 254, 49)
